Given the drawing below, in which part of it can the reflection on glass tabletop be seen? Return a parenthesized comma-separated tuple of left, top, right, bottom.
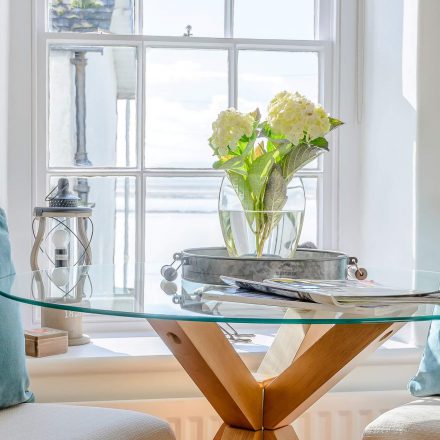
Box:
(0, 264, 440, 324)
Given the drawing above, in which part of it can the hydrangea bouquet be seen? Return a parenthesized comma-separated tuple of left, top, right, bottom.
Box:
(209, 91, 343, 257)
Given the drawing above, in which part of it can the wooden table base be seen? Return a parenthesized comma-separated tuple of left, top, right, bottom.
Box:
(148, 318, 403, 439)
(214, 424, 299, 440)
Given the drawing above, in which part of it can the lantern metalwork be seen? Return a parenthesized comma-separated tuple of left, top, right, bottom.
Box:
(30, 178, 93, 346)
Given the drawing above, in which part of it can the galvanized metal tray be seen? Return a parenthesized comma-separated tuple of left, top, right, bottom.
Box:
(176, 247, 353, 285)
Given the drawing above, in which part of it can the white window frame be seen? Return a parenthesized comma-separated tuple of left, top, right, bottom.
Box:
(26, 0, 341, 331)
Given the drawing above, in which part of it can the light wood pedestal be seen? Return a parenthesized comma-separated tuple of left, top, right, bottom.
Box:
(149, 317, 403, 439)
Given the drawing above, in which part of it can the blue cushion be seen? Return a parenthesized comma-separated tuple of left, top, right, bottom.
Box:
(0, 208, 33, 408)
(409, 308, 440, 397)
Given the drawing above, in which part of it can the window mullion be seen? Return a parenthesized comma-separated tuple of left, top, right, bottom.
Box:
(137, 0, 143, 35)
(314, 0, 319, 39)
(138, 31, 147, 293)
(224, 0, 234, 38)
(42, 32, 328, 50)
(139, 42, 146, 172)
(142, 169, 323, 178)
(136, 174, 146, 307)
(317, 0, 335, 41)
(228, 45, 238, 108)
(320, 42, 337, 249)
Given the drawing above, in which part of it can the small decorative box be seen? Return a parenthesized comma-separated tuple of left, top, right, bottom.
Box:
(25, 327, 68, 357)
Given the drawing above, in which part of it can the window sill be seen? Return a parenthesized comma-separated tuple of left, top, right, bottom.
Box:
(27, 330, 423, 402)
(27, 331, 423, 376)
(26, 330, 273, 377)
(27, 331, 271, 402)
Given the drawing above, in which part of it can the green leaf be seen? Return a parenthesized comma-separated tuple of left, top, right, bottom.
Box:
(227, 172, 254, 212)
(263, 165, 287, 213)
(213, 159, 225, 168)
(208, 137, 216, 151)
(248, 151, 276, 204)
(281, 143, 323, 182)
(235, 137, 249, 155)
(213, 156, 247, 176)
(266, 139, 277, 153)
(226, 172, 255, 227)
(240, 128, 258, 158)
(329, 117, 344, 131)
(274, 141, 293, 158)
(259, 121, 272, 137)
(261, 165, 288, 242)
(309, 137, 329, 150)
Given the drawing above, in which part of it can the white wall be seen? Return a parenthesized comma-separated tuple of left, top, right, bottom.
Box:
(7, 0, 33, 330)
(359, 0, 417, 270)
(359, 0, 440, 275)
(0, 0, 9, 209)
(336, 0, 362, 256)
(7, 0, 33, 273)
(415, 0, 440, 271)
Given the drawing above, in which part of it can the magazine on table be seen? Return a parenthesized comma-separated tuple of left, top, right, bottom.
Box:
(200, 285, 418, 315)
(215, 276, 440, 307)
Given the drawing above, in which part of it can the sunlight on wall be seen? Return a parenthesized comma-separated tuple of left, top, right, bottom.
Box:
(402, 0, 418, 266)
(360, 0, 416, 270)
(402, 0, 418, 110)
(415, 0, 440, 271)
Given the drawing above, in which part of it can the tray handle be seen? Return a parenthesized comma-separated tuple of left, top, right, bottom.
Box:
(348, 256, 368, 280)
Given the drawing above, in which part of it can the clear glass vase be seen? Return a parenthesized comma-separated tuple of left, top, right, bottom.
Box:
(218, 176, 306, 258)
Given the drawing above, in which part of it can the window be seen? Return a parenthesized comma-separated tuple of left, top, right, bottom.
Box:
(34, 1, 337, 308)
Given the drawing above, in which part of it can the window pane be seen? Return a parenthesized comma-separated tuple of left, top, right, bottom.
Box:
(145, 177, 223, 274)
(145, 49, 228, 168)
(238, 51, 319, 116)
(49, 176, 136, 278)
(145, 176, 317, 272)
(301, 177, 318, 245)
(234, 0, 315, 40)
(49, 46, 137, 168)
(143, 0, 224, 37)
(238, 51, 320, 171)
(305, 158, 319, 170)
(48, 0, 135, 34)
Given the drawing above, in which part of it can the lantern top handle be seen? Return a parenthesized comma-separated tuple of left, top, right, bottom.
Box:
(44, 178, 82, 209)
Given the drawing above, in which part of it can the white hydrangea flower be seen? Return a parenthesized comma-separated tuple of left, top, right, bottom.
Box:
(210, 108, 255, 156)
(267, 91, 331, 145)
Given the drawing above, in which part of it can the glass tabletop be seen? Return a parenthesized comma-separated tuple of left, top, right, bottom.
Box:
(0, 264, 440, 324)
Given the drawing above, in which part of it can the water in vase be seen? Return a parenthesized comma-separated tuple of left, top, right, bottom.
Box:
(219, 209, 304, 259)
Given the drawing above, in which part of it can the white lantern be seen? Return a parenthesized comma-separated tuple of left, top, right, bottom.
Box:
(30, 178, 93, 346)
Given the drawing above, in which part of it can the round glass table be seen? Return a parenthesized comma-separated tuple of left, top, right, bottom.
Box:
(0, 264, 438, 440)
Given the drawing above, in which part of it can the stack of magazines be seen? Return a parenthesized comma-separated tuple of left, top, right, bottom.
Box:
(200, 276, 440, 312)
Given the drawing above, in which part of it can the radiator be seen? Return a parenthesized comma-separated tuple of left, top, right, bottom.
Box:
(82, 390, 413, 440)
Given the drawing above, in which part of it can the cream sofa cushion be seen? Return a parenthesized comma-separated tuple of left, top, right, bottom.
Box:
(0, 403, 175, 440)
(363, 398, 440, 439)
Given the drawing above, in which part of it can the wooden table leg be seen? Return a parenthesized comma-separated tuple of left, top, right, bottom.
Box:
(148, 319, 263, 430)
(256, 309, 311, 380)
(264, 426, 299, 440)
(214, 425, 299, 440)
(256, 310, 332, 383)
(214, 425, 263, 440)
(263, 321, 404, 429)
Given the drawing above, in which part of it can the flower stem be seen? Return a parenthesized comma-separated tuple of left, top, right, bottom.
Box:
(256, 233, 264, 257)
(255, 212, 268, 257)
